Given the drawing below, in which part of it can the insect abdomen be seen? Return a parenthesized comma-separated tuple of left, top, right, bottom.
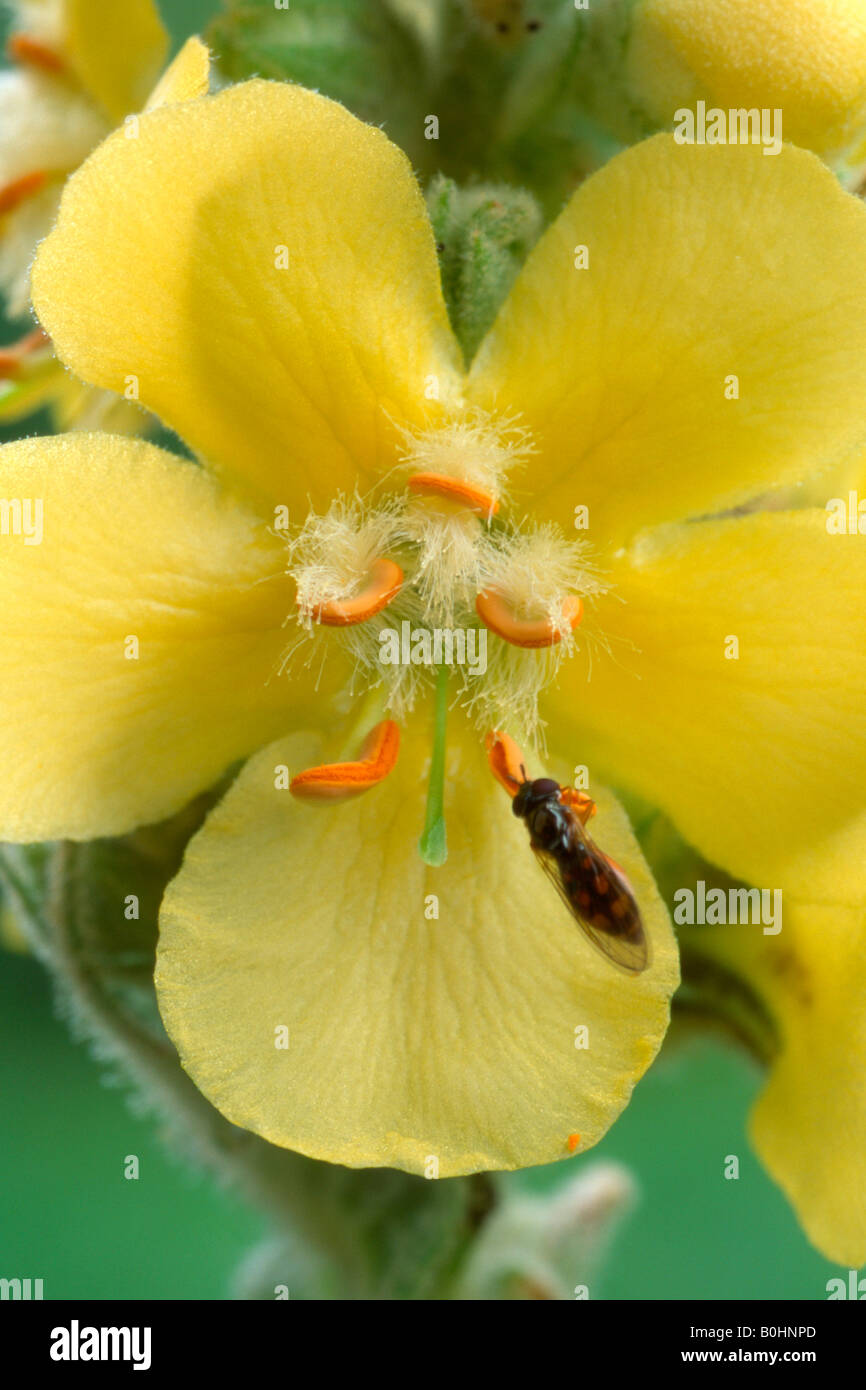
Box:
(560, 852, 641, 940)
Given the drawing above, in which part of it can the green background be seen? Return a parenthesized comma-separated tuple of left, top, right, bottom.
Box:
(0, 0, 849, 1299)
(0, 944, 842, 1299)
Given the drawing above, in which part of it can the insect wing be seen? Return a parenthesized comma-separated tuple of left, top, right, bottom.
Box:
(532, 819, 650, 975)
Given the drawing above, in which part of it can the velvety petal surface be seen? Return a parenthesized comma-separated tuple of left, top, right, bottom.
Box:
(32, 81, 464, 517)
(144, 35, 210, 111)
(156, 716, 679, 1175)
(64, 0, 168, 120)
(546, 510, 866, 898)
(468, 137, 866, 547)
(0, 432, 330, 841)
(627, 0, 866, 156)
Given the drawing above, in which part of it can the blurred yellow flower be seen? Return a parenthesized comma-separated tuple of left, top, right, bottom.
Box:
(0, 0, 209, 428)
(626, 0, 866, 160)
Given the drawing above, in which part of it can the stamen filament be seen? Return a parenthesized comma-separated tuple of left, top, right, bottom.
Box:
(418, 664, 449, 867)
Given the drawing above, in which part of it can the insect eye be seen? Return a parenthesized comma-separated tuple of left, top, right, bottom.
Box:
(532, 778, 560, 798)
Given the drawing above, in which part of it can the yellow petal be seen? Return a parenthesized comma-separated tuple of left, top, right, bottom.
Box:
(682, 900, 866, 1266)
(468, 136, 866, 547)
(32, 80, 463, 517)
(63, 0, 168, 121)
(0, 432, 332, 842)
(626, 0, 866, 157)
(546, 510, 866, 899)
(144, 36, 210, 112)
(156, 715, 678, 1175)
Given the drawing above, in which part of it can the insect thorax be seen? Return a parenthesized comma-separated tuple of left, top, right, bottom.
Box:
(521, 789, 573, 854)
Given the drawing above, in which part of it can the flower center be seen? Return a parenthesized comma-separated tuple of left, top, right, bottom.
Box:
(283, 410, 607, 861)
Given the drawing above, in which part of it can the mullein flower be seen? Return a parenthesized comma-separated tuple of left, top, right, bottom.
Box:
(0, 0, 209, 427)
(5, 82, 866, 1200)
(679, 895, 866, 1269)
(672, 439, 866, 1268)
(626, 0, 866, 163)
(0, 0, 168, 316)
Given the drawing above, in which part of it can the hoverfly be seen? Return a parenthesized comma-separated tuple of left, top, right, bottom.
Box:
(487, 733, 649, 975)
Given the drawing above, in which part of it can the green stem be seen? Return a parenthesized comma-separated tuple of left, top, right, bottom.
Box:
(418, 664, 449, 867)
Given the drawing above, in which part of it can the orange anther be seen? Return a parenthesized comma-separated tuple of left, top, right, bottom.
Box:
(407, 471, 499, 518)
(485, 728, 528, 798)
(0, 327, 50, 379)
(567, 1132, 581, 1154)
(290, 720, 400, 801)
(309, 557, 403, 627)
(0, 170, 47, 217)
(475, 589, 583, 648)
(561, 786, 596, 826)
(6, 34, 66, 73)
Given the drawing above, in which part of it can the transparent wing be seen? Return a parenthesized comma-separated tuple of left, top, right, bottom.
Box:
(531, 820, 650, 975)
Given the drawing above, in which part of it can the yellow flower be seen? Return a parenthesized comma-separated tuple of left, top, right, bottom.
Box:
(671, 438, 866, 1268)
(679, 893, 866, 1268)
(0, 0, 209, 427)
(626, 0, 866, 160)
(8, 82, 866, 1191)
